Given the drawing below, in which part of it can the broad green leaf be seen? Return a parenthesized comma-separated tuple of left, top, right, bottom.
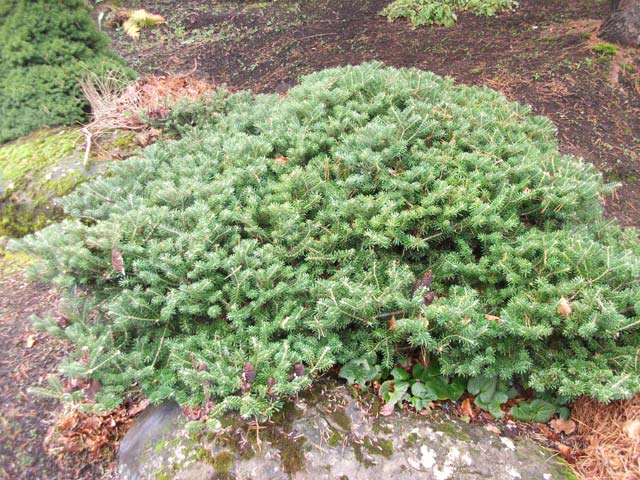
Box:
(412, 361, 441, 382)
(391, 367, 411, 382)
(422, 375, 451, 400)
(380, 379, 409, 406)
(447, 377, 466, 401)
(468, 375, 509, 418)
(339, 357, 381, 388)
(510, 399, 557, 423)
(558, 406, 571, 420)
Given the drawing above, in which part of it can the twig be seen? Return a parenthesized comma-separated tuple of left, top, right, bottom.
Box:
(82, 126, 92, 167)
(298, 32, 337, 41)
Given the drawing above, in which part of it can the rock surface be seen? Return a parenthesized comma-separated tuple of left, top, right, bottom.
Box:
(119, 381, 575, 480)
(0, 127, 137, 238)
(0, 128, 89, 237)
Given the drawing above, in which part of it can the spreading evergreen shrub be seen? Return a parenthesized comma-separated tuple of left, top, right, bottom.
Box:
(382, 0, 517, 27)
(14, 63, 640, 419)
(0, 0, 132, 143)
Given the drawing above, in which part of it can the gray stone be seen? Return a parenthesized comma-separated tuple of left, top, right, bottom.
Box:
(118, 401, 189, 480)
(118, 381, 576, 480)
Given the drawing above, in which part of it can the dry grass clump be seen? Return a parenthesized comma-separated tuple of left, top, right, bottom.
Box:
(80, 69, 215, 164)
(572, 394, 640, 480)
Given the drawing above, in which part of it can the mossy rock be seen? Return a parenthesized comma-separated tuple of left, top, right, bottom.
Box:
(118, 381, 577, 480)
(0, 128, 89, 237)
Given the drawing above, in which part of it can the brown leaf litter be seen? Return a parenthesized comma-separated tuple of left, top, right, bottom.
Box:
(45, 398, 149, 459)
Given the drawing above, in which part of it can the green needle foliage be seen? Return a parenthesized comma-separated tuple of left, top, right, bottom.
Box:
(0, 0, 132, 143)
(382, 0, 517, 27)
(14, 63, 640, 419)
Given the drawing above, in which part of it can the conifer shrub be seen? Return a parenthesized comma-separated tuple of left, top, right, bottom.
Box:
(0, 0, 132, 143)
(382, 0, 517, 27)
(14, 63, 640, 419)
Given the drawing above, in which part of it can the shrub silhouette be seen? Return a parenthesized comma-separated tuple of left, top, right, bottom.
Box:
(16, 64, 640, 418)
(0, 0, 131, 143)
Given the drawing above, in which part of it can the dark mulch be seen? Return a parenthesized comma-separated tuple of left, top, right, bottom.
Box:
(0, 273, 64, 479)
(0, 272, 115, 479)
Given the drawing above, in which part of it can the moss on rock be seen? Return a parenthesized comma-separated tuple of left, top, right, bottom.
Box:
(0, 128, 87, 237)
(210, 450, 234, 473)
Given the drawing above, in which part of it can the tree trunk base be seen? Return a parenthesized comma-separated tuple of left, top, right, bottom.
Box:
(599, 0, 640, 47)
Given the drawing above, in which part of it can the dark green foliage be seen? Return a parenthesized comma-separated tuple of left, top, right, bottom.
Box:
(0, 0, 132, 143)
(379, 368, 412, 409)
(13, 63, 640, 419)
(510, 394, 570, 422)
(339, 358, 569, 420)
(412, 363, 466, 402)
(338, 355, 382, 389)
(377, 362, 466, 412)
(509, 399, 555, 423)
(467, 376, 516, 418)
(375, 362, 465, 412)
(152, 88, 254, 139)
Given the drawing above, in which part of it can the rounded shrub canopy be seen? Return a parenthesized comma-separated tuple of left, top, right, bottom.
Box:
(0, 0, 131, 143)
(17, 63, 640, 418)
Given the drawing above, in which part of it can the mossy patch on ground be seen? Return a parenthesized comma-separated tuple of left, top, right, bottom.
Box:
(0, 243, 32, 280)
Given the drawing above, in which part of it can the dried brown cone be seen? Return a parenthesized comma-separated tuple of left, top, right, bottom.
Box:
(424, 291, 436, 306)
(411, 271, 433, 296)
(267, 376, 277, 399)
(242, 362, 256, 384)
(293, 363, 305, 378)
(111, 249, 125, 275)
(412, 271, 437, 305)
(557, 297, 572, 317)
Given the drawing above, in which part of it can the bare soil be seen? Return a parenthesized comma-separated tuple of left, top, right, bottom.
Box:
(0, 265, 118, 479)
(0, 274, 64, 479)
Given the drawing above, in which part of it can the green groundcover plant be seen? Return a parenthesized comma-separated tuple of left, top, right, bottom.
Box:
(0, 0, 132, 143)
(382, 0, 517, 27)
(14, 63, 640, 420)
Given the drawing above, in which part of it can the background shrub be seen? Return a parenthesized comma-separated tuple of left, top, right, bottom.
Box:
(382, 0, 517, 27)
(15, 63, 640, 418)
(0, 0, 132, 143)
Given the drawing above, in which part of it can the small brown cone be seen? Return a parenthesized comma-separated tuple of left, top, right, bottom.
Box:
(424, 291, 436, 306)
(293, 363, 305, 378)
(412, 271, 433, 296)
(557, 297, 572, 317)
(242, 362, 256, 384)
(267, 376, 277, 398)
(112, 249, 125, 275)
